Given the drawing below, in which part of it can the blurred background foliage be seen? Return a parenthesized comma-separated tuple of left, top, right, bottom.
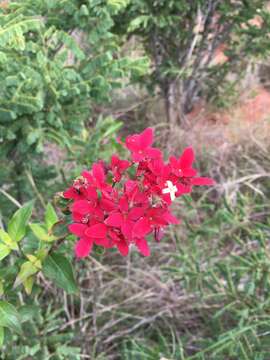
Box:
(0, 0, 270, 359)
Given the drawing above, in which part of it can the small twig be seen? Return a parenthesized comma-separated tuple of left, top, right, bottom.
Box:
(63, 292, 72, 326)
(220, 173, 270, 188)
(103, 309, 169, 344)
(60, 313, 92, 331)
(0, 188, 22, 208)
(25, 170, 46, 209)
(0, 211, 3, 229)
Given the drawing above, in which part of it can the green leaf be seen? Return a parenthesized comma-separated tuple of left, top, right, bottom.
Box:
(103, 120, 122, 138)
(14, 261, 39, 288)
(79, 4, 89, 16)
(19, 305, 39, 323)
(8, 202, 33, 242)
(0, 327, 4, 347)
(0, 301, 22, 334)
(23, 276, 34, 295)
(0, 108, 17, 121)
(29, 223, 57, 242)
(0, 229, 19, 250)
(26, 129, 42, 146)
(128, 15, 150, 32)
(43, 253, 78, 294)
(0, 281, 4, 296)
(45, 203, 58, 231)
(0, 244, 11, 261)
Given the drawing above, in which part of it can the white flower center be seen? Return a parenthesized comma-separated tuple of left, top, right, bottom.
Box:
(162, 180, 177, 201)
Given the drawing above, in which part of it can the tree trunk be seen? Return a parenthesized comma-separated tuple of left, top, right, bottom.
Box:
(164, 80, 192, 132)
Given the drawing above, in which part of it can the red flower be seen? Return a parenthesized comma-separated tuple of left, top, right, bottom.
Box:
(63, 178, 97, 201)
(63, 127, 214, 259)
(169, 147, 215, 196)
(105, 196, 146, 240)
(110, 154, 130, 182)
(82, 163, 112, 192)
(108, 228, 129, 256)
(132, 207, 180, 238)
(169, 147, 197, 178)
(71, 200, 103, 223)
(69, 223, 111, 258)
(125, 128, 162, 162)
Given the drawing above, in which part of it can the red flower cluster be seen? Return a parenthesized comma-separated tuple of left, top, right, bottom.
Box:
(64, 128, 214, 258)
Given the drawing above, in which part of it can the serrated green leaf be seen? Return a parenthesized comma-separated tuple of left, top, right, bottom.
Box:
(45, 203, 58, 231)
(0, 301, 22, 334)
(43, 253, 78, 294)
(8, 202, 33, 242)
(29, 223, 56, 242)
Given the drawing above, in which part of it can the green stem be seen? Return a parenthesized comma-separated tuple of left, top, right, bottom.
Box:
(25, 170, 46, 209)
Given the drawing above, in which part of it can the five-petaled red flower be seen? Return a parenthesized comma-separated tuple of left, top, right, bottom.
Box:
(125, 128, 162, 162)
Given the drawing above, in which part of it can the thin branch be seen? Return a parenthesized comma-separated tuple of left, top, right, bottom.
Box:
(0, 188, 22, 208)
(25, 169, 46, 209)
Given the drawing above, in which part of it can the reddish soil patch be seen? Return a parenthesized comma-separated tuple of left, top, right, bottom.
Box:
(188, 86, 270, 125)
(183, 86, 270, 152)
(237, 87, 270, 123)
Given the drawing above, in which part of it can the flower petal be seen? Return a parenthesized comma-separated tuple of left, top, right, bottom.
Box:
(72, 200, 93, 215)
(139, 128, 153, 149)
(179, 147, 194, 168)
(176, 183, 192, 195)
(63, 187, 80, 200)
(105, 212, 123, 227)
(119, 196, 129, 212)
(121, 219, 134, 239)
(125, 134, 141, 152)
(120, 159, 130, 171)
(68, 223, 87, 237)
(85, 223, 107, 238)
(81, 170, 93, 182)
(169, 156, 179, 168)
(182, 168, 197, 177)
(86, 186, 98, 200)
(164, 211, 181, 225)
(131, 152, 145, 162)
(75, 238, 93, 258)
(100, 198, 116, 212)
(111, 154, 119, 167)
(136, 238, 150, 256)
(95, 237, 112, 248)
(133, 217, 152, 238)
(128, 207, 145, 221)
(92, 163, 105, 183)
(145, 147, 162, 159)
(117, 240, 129, 256)
(191, 177, 215, 186)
